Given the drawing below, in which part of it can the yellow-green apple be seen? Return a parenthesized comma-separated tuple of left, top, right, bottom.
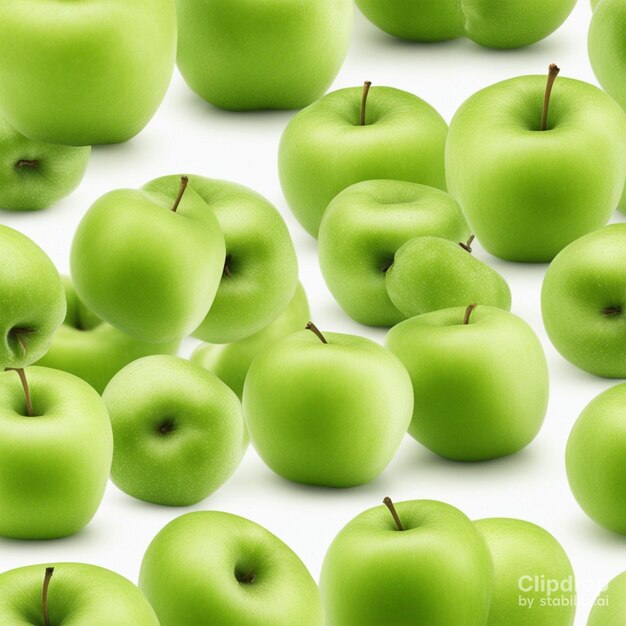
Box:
(70, 176, 226, 343)
(144, 175, 298, 343)
(588, 571, 626, 625)
(103, 355, 247, 506)
(279, 83, 448, 237)
(176, 0, 353, 111)
(0, 0, 176, 145)
(140, 511, 324, 625)
(243, 324, 413, 487)
(0, 367, 112, 539)
(386, 305, 548, 461)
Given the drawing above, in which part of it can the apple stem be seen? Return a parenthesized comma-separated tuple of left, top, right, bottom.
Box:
(541, 64, 560, 131)
(603, 306, 622, 316)
(6, 368, 33, 417)
(383, 497, 404, 531)
(306, 322, 328, 344)
(459, 235, 475, 253)
(463, 303, 478, 325)
(360, 81, 372, 126)
(42, 567, 54, 626)
(223, 258, 233, 278)
(16, 159, 39, 170)
(170, 176, 189, 213)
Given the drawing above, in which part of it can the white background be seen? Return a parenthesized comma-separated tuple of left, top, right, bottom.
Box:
(2, 3, 624, 623)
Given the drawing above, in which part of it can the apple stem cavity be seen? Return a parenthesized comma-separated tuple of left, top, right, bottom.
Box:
(15, 159, 39, 170)
(360, 81, 372, 126)
(459, 235, 475, 253)
(463, 304, 478, 325)
(223, 257, 233, 278)
(541, 64, 561, 131)
(42, 567, 54, 626)
(602, 306, 623, 316)
(7, 368, 33, 417)
(306, 322, 328, 344)
(383, 497, 404, 531)
(170, 176, 189, 213)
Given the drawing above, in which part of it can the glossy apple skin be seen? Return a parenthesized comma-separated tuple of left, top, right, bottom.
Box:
(243, 330, 413, 487)
(103, 355, 247, 506)
(71, 180, 226, 343)
(176, 0, 353, 111)
(321, 499, 493, 626)
(566, 382, 626, 534)
(386, 306, 548, 461)
(144, 175, 298, 343)
(0, 563, 158, 625)
(542, 224, 626, 378)
(279, 85, 448, 237)
(447, 75, 626, 262)
(318, 181, 469, 326)
(475, 518, 575, 626)
(0, 367, 112, 539)
(588, 571, 626, 625)
(192, 282, 310, 398)
(0, 0, 176, 145)
(140, 511, 324, 626)
(386, 236, 511, 318)
(0, 225, 66, 370)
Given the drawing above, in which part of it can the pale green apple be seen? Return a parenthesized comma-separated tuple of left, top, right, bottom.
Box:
(140, 511, 324, 625)
(588, 571, 626, 625)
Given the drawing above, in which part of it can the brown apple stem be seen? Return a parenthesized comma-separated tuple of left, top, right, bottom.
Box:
(223, 257, 233, 278)
(464, 303, 478, 325)
(360, 81, 372, 126)
(42, 567, 54, 626)
(383, 497, 404, 531)
(7, 368, 33, 417)
(170, 176, 189, 213)
(541, 64, 560, 131)
(459, 235, 475, 253)
(305, 322, 328, 344)
(16, 159, 39, 170)
(603, 306, 622, 316)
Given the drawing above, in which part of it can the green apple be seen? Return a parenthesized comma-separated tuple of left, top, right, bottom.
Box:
(588, 571, 626, 625)
(0, 225, 66, 370)
(176, 0, 353, 111)
(386, 305, 548, 461)
(103, 355, 247, 506)
(0, 563, 158, 625)
(36, 278, 180, 394)
(191, 282, 310, 398)
(140, 510, 324, 625)
(71, 176, 226, 343)
(321, 497, 494, 625)
(475, 518, 576, 626)
(0, 0, 176, 145)
(279, 83, 448, 237)
(446, 66, 626, 262)
(385, 235, 512, 318)
(243, 325, 413, 487)
(542, 224, 626, 378)
(0, 115, 90, 211)
(566, 381, 626, 534)
(143, 174, 298, 343)
(0, 367, 112, 539)
(318, 180, 469, 326)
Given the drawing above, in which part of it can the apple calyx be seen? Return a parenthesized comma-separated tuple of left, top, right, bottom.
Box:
(15, 159, 39, 170)
(459, 235, 475, 253)
(383, 497, 404, 531)
(602, 306, 623, 317)
(42, 566, 54, 626)
(235, 568, 256, 585)
(5, 367, 33, 417)
(360, 81, 372, 126)
(541, 64, 561, 131)
(170, 176, 189, 213)
(306, 321, 328, 344)
(463, 303, 478, 325)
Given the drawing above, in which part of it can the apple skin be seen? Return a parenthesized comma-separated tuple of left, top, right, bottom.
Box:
(0, 563, 159, 625)
(0, 367, 112, 539)
(71, 179, 226, 343)
(386, 306, 548, 461)
(36, 278, 180, 394)
(140, 511, 324, 626)
(386, 236, 512, 318)
(0, 225, 66, 370)
(588, 571, 626, 625)
(318, 180, 469, 326)
(321, 499, 494, 626)
(542, 224, 626, 378)
(103, 355, 247, 506)
(0, 0, 176, 145)
(176, 0, 353, 111)
(446, 74, 626, 262)
(565, 382, 626, 534)
(279, 85, 448, 237)
(243, 329, 413, 487)
(144, 175, 298, 344)
(475, 518, 576, 626)
(191, 282, 310, 398)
